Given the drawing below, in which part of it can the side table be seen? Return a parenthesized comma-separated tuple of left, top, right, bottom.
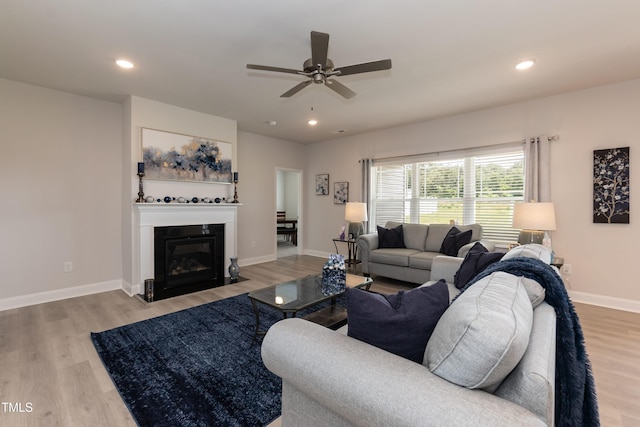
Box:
(332, 238, 360, 273)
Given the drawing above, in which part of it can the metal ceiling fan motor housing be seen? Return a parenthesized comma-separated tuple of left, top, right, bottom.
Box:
(247, 31, 391, 98)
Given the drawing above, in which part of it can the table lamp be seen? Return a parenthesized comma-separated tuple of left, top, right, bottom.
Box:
(512, 202, 556, 247)
(345, 202, 368, 239)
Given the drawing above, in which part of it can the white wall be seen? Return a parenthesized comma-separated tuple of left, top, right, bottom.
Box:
(122, 96, 237, 291)
(304, 79, 640, 309)
(2, 76, 639, 311)
(0, 78, 122, 303)
(237, 131, 305, 264)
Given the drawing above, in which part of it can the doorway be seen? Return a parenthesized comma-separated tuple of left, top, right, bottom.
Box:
(276, 168, 302, 258)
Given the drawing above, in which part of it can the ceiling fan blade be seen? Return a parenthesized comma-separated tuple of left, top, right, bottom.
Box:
(247, 64, 301, 75)
(280, 80, 312, 97)
(334, 59, 392, 76)
(325, 79, 356, 99)
(310, 31, 329, 68)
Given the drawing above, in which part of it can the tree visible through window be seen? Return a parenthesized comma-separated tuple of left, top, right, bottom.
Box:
(371, 149, 524, 242)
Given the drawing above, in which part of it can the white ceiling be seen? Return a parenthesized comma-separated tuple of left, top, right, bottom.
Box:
(3, 1, 640, 144)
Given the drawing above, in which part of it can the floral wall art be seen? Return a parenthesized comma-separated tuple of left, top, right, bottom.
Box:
(593, 146, 630, 224)
(316, 174, 329, 195)
(142, 128, 233, 183)
(334, 182, 349, 204)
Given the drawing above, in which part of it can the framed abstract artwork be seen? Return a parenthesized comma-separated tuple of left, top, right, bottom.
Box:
(316, 174, 329, 195)
(593, 146, 629, 223)
(141, 128, 233, 183)
(334, 182, 349, 204)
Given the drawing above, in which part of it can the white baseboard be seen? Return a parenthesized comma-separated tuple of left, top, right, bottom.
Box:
(303, 249, 331, 258)
(0, 279, 123, 312)
(569, 290, 640, 313)
(4, 266, 638, 315)
(240, 254, 277, 267)
(121, 279, 140, 297)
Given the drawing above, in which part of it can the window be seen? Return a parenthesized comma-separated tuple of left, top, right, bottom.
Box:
(370, 146, 524, 242)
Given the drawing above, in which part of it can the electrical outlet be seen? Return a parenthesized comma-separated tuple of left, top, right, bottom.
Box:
(64, 261, 73, 273)
(561, 264, 572, 275)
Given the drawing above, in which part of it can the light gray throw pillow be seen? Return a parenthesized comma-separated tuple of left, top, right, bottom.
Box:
(424, 271, 534, 392)
(501, 243, 552, 264)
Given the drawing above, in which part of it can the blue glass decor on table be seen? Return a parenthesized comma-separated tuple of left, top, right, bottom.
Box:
(321, 254, 346, 295)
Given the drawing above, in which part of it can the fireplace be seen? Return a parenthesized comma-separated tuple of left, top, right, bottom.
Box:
(134, 203, 238, 300)
(152, 224, 225, 301)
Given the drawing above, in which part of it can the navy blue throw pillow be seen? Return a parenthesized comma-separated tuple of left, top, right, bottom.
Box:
(346, 280, 449, 363)
(454, 241, 504, 289)
(439, 226, 473, 256)
(377, 225, 405, 248)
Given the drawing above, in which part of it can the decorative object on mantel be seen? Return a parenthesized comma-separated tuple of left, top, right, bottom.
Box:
(136, 162, 145, 203)
(141, 128, 233, 184)
(139, 196, 228, 204)
(593, 146, 630, 224)
(334, 181, 349, 204)
(228, 257, 240, 283)
(231, 172, 239, 204)
(338, 225, 346, 241)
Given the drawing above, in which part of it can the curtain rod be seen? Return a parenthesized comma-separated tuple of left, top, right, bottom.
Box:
(366, 134, 559, 163)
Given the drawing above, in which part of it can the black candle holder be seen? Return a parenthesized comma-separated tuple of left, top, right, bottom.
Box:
(231, 178, 239, 204)
(136, 172, 145, 202)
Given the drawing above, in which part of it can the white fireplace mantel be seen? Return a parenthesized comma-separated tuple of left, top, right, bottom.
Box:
(133, 203, 240, 295)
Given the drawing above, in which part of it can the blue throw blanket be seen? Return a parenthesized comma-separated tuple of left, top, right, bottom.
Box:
(461, 257, 600, 427)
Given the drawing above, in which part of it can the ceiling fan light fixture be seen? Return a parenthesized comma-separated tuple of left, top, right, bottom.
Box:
(515, 59, 535, 70)
(246, 31, 391, 99)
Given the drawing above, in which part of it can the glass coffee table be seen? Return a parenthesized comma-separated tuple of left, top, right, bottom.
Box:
(248, 273, 373, 342)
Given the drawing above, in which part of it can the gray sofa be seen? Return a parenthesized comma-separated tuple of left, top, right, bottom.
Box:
(357, 222, 491, 284)
(262, 253, 557, 427)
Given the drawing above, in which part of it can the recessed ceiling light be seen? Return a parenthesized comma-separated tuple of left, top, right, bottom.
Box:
(307, 119, 318, 126)
(116, 59, 135, 69)
(515, 59, 535, 70)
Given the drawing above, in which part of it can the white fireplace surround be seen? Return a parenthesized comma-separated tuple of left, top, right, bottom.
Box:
(134, 203, 239, 296)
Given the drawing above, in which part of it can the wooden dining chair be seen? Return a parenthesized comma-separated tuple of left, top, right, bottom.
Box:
(277, 211, 287, 228)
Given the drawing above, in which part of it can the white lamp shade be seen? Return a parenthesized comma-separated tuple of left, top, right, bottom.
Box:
(345, 202, 368, 222)
(512, 202, 556, 231)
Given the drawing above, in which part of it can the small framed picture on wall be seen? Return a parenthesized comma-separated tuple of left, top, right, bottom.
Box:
(334, 182, 349, 204)
(316, 174, 329, 195)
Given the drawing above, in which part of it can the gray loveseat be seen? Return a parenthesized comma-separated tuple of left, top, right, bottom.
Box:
(261, 252, 557, 427)
(357, 222, 491, 284)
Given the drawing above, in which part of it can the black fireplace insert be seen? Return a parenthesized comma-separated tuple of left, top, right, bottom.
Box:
(153, 224, 225, 301)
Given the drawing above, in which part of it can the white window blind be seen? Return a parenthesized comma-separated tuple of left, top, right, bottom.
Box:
(370, 147, 524, 242)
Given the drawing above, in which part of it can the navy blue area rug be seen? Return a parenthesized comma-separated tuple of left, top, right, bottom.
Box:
(91, 293, 320, 427)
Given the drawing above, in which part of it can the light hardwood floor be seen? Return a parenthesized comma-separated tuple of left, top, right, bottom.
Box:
(0, 255, 638, 426)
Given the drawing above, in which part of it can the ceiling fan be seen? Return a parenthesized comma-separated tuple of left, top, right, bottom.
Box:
(247, 31, 392, 99)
